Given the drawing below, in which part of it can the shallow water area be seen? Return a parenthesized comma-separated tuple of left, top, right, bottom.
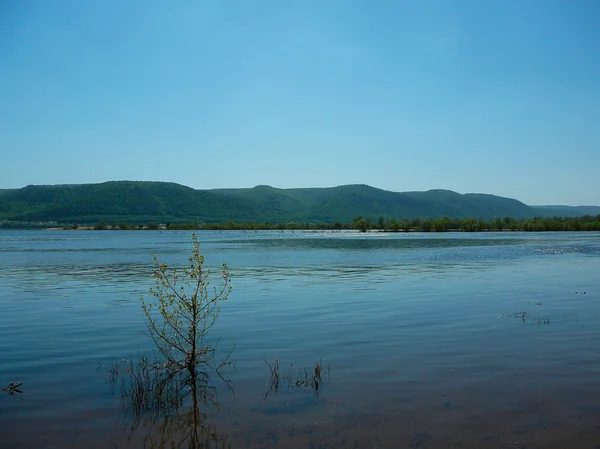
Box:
(1, 230, 600, 448)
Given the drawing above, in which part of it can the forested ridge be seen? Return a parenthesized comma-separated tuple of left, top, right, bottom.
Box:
(0, 181, 598, 229)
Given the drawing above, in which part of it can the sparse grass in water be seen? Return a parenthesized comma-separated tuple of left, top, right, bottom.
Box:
(263, 358, 330, 400)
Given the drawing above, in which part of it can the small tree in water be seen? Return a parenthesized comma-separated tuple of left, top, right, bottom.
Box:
(139, 233, 234, 405)
(107, 234, 234, 447)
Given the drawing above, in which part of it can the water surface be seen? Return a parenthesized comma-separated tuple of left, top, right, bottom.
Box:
(1, 230, 599, 448)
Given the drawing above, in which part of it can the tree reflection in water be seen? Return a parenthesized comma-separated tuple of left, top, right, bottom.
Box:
(110, 353, 233, 449)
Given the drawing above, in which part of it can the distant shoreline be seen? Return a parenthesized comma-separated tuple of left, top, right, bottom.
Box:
(7, 215, 598, 233)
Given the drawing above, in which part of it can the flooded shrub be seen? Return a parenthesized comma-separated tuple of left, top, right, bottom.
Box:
(140, 232, 235, 390)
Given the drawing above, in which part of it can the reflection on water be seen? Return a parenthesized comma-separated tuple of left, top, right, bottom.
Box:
(109, 357, 231, 449)
(135, 412, 230, 449)
(1, 230, 600, 448)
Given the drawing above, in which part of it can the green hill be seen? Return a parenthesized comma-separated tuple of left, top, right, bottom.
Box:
(0, 181, 597, 225)
(0, 181, 258, 224)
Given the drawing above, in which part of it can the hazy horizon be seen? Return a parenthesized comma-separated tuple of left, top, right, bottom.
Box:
(2, 1, 599, 205)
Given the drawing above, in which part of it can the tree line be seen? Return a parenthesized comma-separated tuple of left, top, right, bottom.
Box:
(350, 215, 600, 232)
(97, 215, 600, 232)
(2, 215, 600, 231)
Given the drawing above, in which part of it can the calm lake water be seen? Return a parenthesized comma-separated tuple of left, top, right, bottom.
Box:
(1, 230, 600, 448)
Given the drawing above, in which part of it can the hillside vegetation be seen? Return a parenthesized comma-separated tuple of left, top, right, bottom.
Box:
(0, 181, 597, 226)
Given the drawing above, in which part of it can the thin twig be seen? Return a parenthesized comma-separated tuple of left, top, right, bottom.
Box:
(2, 380, 23, 395)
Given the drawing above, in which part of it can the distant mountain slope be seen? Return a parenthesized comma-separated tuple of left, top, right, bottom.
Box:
(0, 189, 16, 197)
(0, 181, 597, 224)
(463, 193, 534, 219)
(304, 185, 427, 221)
(0, 181, 258, 223)
(531, 205, 600, 218)
(211, 185, 306, 221)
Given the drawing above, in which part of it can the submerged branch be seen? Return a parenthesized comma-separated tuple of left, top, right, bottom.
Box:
(2, 380, 23, 395)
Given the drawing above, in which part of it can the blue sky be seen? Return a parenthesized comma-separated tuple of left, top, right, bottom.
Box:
(1, 1, 599, 205)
